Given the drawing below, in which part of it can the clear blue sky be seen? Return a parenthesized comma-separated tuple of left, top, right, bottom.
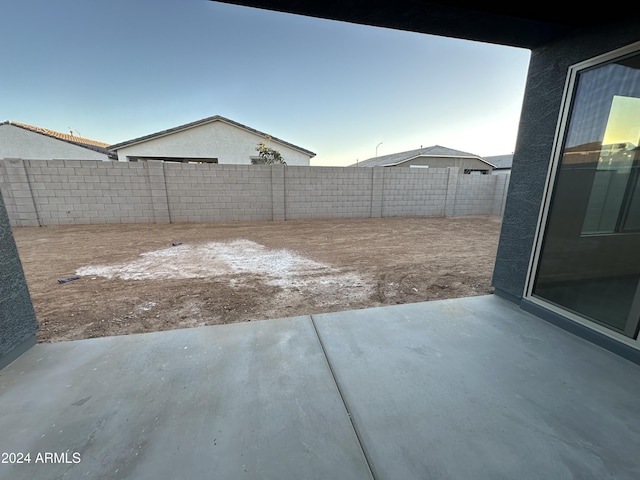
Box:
(1, 0, 531, 166)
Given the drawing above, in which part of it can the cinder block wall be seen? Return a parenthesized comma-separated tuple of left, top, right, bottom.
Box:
(164, 163, 273, 222)
(0, 159, 509, 226)
(0, 158, 38, 226)
(382, 168, 449, 217)
(284, 167, 373, 219)
(455, 175, 508, 216)
(0, 159, 155, 226)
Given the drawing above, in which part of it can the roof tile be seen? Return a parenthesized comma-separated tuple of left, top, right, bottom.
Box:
(7, 121, 110, 148)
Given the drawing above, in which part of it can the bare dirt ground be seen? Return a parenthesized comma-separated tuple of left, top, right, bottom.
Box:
(12, 216, 502, 343)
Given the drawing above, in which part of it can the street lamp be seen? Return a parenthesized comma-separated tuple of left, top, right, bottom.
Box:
(376, 142, 383, 157)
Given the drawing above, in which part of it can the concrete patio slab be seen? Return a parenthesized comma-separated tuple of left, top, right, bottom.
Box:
(1, 295, 640, 480)
(0, 316, 371, 480)
(313, 295, 640, 480)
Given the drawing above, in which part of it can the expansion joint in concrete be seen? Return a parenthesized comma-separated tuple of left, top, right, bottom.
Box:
(309, 314, 377, 480)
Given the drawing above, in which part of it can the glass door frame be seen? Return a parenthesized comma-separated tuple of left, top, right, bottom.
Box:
(524, 40, 640, 345)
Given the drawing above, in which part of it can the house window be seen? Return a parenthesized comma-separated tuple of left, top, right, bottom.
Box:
(182, 158, 218, 164)
(134, 157, 218, 164)
(528, 43, 640, 339)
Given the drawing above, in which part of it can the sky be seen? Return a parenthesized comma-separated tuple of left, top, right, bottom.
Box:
(1, 0, 531, 166)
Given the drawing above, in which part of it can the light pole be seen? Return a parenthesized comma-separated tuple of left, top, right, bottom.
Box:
(376, 142, 383, 157)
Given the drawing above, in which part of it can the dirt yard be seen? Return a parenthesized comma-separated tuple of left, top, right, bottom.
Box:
(12, 216, 502, 343)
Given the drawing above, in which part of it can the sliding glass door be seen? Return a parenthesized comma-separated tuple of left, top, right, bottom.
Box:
(531, 45, 640, 338)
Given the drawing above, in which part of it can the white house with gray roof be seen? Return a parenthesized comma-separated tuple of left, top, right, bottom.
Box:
(108, 115, 315, 165)
(351, 145, 495, 174)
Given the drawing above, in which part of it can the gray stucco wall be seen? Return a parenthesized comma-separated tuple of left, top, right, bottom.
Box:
(0, 189, 38, 368)
(492, 20, 640, 300)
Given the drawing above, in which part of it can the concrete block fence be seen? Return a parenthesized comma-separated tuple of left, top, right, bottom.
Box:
(0, 159, 509, 227)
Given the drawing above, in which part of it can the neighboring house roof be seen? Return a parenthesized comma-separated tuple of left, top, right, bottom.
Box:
(483, 154, 513, 170)
(2, 121, 111, 156)
(108, 115, 316, 157)
(351, 145, 495, 168)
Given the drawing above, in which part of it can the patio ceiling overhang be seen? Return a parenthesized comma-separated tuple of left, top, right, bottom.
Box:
(214, 1, 624, 49)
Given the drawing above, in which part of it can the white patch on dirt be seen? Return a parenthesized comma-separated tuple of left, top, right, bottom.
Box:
(77, 240, 372, 304)
(135, 301, 157, 313)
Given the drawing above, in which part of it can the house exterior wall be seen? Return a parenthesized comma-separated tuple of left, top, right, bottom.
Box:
(114, 121, 312, 166)
(399, 156, 492, 172)
(0, 124, 108, 161)
(492, 19, 640, 301)
(0, 188, 38, 368)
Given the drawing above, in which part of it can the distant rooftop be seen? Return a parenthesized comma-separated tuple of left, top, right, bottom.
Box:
(3, 121, 111, 155)
(483, 154, 513, 170)
(351, 145, 493, 168)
